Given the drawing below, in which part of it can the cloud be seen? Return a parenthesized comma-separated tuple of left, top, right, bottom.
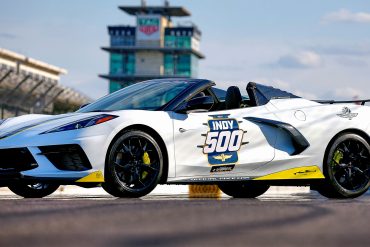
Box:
(292, 90, 318, 100)
(336, 57, 368, 67)
(0, 32, 18, 39)
(312, 44, 370, 57)
(334, 87, 363, 99)
(272, 51, 323, 69)
(322, 9, 370, 24)
(205, 64, 245, 72)
(309, 44, 369, 67)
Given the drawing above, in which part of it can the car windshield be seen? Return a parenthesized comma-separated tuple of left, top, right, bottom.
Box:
(212, 87, 227, 101)
(77, 80, 192, 112)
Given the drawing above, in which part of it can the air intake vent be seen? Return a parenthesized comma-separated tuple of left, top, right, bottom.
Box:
(38, 145, 92, 171)
(0, 148, 38, 172)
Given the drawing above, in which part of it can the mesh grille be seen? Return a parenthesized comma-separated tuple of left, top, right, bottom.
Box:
(0, 148, 37, 172)
(38, 145, 92, 171)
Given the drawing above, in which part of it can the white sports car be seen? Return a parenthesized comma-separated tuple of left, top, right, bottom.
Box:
(0, 79, 369, 199)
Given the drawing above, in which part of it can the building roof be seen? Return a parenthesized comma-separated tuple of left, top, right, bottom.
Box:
(119, 6, 191, 17)
(0, 48, 90, 117)
(0, 48, 67, 76)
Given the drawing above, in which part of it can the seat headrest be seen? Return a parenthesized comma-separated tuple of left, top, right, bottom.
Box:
(225, 86, 242, 109)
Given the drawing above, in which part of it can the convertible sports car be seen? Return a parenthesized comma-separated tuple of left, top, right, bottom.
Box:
(0, 79, 369, 199)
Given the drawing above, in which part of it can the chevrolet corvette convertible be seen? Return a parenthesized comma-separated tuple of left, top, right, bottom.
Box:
(0, 79, 369, 199)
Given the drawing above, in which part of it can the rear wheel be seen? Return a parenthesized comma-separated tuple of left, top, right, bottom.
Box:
(8, 183, 59, 198)
(317, 133, 370, 199)
(218, 182, 270, 198)
(102, 130, 163, 198)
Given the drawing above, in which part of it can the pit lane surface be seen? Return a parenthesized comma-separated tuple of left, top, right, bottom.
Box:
(0, 189, 369, 247)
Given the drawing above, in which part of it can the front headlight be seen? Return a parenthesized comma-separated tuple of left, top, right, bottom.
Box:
(41, 114, 118, 134)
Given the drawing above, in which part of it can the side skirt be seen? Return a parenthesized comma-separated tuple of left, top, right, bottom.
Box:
(167, 166, 325, 185)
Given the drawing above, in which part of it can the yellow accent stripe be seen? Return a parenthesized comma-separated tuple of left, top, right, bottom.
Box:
(76, 171, 104, 183)
(254, 166, 325, 180)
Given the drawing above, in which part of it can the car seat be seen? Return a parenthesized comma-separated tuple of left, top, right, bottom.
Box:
(225, 86, 242, 109)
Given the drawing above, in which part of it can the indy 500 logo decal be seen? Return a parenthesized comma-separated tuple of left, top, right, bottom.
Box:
(201, 115, 247, 166)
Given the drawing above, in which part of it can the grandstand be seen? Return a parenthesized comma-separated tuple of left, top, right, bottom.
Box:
(0, 48, 90, 118)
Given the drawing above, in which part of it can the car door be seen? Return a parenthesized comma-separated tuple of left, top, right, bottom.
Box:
(171, 105, 277, 178)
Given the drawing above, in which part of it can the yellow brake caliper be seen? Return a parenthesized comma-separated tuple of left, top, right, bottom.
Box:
(332, 150, 343, 165)
(141, 152, 151, 180)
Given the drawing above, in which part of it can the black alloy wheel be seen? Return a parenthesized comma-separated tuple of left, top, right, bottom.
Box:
(317, 133, 370, 198)
(103, 130, 163, 198)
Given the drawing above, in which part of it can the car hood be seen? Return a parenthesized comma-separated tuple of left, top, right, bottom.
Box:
(0, 112, 107, 135)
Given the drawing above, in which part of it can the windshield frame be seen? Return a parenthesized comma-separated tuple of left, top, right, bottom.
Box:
(77, 79, 213, 113)
(161, 79, 215, 111)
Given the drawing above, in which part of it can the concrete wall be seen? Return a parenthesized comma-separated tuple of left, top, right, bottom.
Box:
(135, 51, 163, 76)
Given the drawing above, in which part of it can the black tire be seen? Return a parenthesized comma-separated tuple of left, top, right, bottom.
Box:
(102, 130, 163, 198)
(317, 133, 370, 199)
(218, 182, 270, 198)
(8, 183, 59, 198)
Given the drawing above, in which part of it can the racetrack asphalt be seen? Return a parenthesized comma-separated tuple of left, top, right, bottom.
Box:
(0, 190, 369, 247)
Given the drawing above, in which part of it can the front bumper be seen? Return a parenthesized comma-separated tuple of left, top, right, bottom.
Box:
(0, 130, 111, 184)
(0, 144, 104, 186)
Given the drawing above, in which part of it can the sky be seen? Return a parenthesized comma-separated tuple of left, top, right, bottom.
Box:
(1, 0, 370, 100)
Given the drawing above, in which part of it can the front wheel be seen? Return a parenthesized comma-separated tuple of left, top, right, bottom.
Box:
(317, 133, 370, 199)
(8, 183, 59, 198)
(102, 130, 163, 198)
(218, 182, 270, 198)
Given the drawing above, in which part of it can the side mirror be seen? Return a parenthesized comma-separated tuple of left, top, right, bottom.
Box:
(79, 103, 89, 109)
(177, 96, 214, 113)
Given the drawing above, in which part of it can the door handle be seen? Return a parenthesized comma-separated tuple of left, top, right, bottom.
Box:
(179, 126, 207, 133)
